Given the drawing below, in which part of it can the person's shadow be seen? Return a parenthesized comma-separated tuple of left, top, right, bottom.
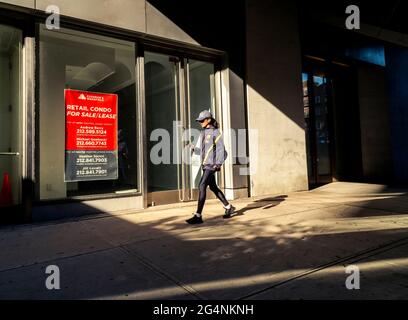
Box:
(226, 195, 288, 219)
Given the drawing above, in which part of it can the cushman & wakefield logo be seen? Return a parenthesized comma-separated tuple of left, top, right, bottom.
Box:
(77, 93, 105, 102)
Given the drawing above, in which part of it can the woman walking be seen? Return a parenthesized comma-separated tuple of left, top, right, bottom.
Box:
(186, 110, 235, 225)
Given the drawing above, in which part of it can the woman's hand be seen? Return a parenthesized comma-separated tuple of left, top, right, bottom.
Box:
(213, 165, 221, 171)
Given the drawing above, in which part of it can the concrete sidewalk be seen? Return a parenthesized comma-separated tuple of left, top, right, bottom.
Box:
(0, 182, 408, 300)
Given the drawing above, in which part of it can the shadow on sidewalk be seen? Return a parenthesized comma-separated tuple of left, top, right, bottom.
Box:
(0, 187, 408, 300)
(228, 195, 288, 218)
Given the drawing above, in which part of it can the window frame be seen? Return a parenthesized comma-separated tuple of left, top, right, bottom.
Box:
(31, 16, 225, 204)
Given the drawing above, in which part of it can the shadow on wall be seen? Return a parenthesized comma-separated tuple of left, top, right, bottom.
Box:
(147, 1, 309, 195)
(147, 0, 305, 128)
(147, 0, 246, 78)
(149, 0, 407, 187)
(0, 187, 408, 299)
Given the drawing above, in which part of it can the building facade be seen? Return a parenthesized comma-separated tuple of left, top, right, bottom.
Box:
(0, 0, 406, 223)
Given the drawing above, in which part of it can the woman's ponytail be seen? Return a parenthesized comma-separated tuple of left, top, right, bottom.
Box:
(210, 118, 219, 129)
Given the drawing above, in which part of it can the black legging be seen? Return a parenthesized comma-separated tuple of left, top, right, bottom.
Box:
(196, 169, 229, 214)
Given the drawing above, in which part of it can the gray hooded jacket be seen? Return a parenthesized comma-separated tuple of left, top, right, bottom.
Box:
(194, 125, 228, 171)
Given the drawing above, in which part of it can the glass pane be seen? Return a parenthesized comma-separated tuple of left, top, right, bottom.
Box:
(39, 25, 138, 200)
(302, 73, 313, 183)
(0, 25, 22, 206)
(302, 73, 309, 97)
(313, 76, 331, 176)
(145, 52, 180, 192)
(187, 59, 216, 189)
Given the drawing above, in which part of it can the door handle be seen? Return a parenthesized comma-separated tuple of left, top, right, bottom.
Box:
(0, 152, 20, 156)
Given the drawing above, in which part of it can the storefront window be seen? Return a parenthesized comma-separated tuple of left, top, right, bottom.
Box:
(39, 25, 138, 200)
(0, 24, 22, 206)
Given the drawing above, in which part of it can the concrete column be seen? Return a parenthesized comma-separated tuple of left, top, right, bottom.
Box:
(358, 65, 393, 182)
(245, 0, 308, 196)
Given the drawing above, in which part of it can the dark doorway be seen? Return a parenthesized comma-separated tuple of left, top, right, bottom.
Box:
(303, 63, 333, 187)
(302, 56, 364, 188)
(330, 62, 364, 183)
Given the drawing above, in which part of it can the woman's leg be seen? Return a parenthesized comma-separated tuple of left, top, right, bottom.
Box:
(196, 169, 212, 214)
(208, 171, 230, 207)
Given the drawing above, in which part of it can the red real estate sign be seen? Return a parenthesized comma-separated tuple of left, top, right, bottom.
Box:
(65, 89, 119, 182)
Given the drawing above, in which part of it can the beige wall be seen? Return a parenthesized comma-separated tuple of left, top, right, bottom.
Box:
(246, 0, 308, 196)
(0, 0, 34, 8)
(1, 0, 200, 44)
(37, 0, 146, 33)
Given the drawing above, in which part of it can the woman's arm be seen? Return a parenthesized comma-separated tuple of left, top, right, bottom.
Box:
(214, 130, 227, 167)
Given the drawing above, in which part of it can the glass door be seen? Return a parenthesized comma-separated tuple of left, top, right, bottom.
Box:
(144, 52, 217, 206)
(0, 24, 22, 208)
(303, 71, 333, 187)
(313, 75, 332, 183)
(185, 59, 217, 201)
(145, 52, 182, 205)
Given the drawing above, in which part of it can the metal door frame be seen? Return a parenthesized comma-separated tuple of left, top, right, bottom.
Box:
(144, 51, 221, 207)
(303, 64, 335, 188)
